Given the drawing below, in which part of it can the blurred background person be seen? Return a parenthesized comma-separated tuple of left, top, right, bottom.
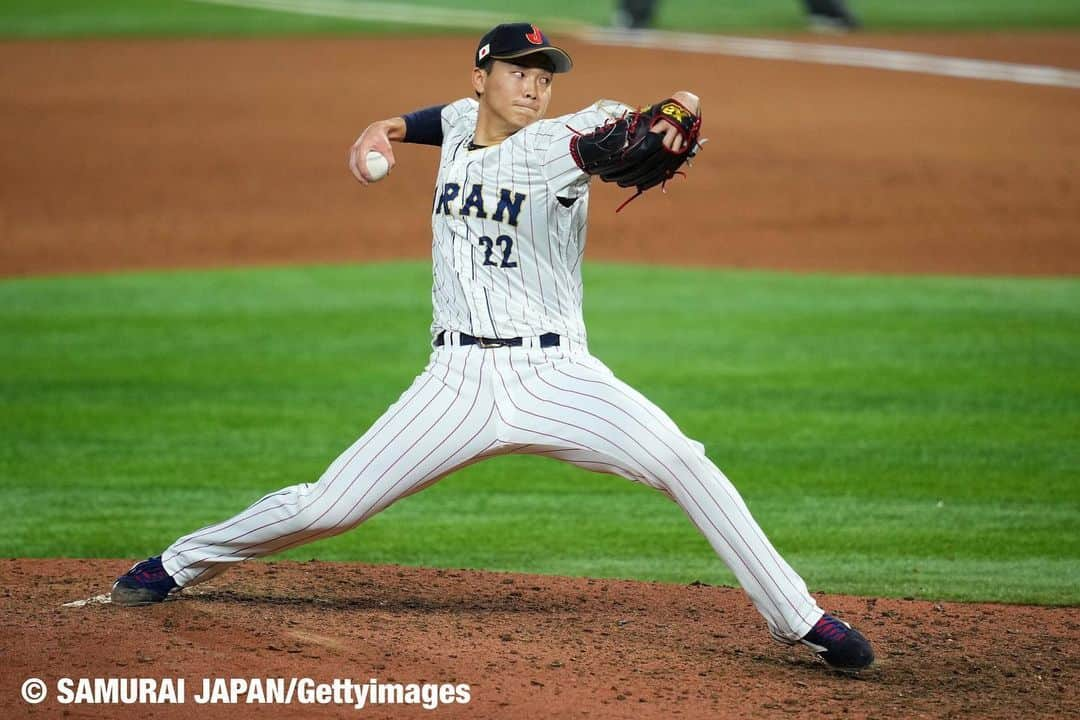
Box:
(614, 1, 861, 32)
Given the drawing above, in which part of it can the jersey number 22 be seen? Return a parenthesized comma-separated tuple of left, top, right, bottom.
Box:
(478, 235, 517, 268)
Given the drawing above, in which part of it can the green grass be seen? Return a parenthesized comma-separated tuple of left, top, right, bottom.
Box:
(1, 262, 1077, 605)
(3, 0, 1079, 38)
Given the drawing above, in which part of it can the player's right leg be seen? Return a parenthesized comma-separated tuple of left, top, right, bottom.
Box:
(111, 348, 500, 604)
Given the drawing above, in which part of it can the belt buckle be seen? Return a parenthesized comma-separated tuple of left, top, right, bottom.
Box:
(477, 337, 507, 349)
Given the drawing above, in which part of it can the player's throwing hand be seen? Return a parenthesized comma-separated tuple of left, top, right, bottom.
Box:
(347, 119, 402, 184)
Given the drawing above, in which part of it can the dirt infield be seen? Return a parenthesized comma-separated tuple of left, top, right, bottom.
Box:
(2, 559, 1077, 719)
(1, 33, 1078, 277)
(1, 32, 1079, 719)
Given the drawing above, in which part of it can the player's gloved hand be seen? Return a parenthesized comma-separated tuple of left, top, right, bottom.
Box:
(571, 92, 703, 210)
(348, 120, 399, 185)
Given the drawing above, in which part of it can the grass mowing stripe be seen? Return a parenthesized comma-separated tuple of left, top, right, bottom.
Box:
(1, 262, 1077, 604)
(3, 0, 1080, 38)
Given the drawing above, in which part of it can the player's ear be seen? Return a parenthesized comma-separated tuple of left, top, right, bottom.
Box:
(471, 67, 486, 97)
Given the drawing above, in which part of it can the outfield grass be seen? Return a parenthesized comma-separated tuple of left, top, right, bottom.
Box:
(2, 0, 1079, 38)
(1, 263, 1077, 605)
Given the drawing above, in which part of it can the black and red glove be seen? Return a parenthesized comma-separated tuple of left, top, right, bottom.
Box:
(571, 98, 703, 209)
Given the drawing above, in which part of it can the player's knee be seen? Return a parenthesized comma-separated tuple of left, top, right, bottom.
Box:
(277, 493, 353, 535)
(643, 441, 707, 491)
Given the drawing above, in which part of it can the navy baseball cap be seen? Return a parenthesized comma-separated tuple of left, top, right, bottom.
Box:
(475, 23, 573, 73)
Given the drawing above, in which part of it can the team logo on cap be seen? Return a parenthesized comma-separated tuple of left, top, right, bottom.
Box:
(525, 25, 543, 45)
(478, 43, 491, 61)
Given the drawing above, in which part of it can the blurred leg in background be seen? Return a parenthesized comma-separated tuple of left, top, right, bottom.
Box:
(802, 0, 861, 32)
(614, 0, 660, 29)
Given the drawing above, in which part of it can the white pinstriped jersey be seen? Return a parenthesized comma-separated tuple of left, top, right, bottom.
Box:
(430, 98, 630, 347)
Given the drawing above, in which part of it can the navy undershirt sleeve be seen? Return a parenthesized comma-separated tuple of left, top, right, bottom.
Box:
(402, 104, 446, 146)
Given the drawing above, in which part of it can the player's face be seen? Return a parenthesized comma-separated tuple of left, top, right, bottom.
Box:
(474, 59, 553, 131)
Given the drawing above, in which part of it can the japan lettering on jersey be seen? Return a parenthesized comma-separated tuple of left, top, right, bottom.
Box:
(430, 99, 630, 347)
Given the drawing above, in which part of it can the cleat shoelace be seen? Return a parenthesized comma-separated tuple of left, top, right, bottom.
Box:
(123, 558, 176, 592)
(811, 615, 850, 644)
(132, 567, 169, 583)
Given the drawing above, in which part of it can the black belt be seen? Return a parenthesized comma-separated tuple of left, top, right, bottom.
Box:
(435, 331, 560, 349)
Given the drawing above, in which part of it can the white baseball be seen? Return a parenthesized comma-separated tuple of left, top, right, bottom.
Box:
(365, 150, 390, 182)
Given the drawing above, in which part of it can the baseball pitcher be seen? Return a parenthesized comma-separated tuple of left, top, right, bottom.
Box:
(112, 23, 874, 672)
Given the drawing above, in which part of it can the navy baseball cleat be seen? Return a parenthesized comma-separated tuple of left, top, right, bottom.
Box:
(800, 613, 875, 670)
(110, 556, 179, 606)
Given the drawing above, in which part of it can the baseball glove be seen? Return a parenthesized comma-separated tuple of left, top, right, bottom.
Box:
(570, 98, 703, 210)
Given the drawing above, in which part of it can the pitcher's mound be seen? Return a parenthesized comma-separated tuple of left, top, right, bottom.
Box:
(1, 558, 1075, 718)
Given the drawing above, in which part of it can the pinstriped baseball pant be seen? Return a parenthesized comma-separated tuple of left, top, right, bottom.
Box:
(162, 344, 824, 641)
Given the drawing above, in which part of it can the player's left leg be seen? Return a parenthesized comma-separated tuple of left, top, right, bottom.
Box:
(492, 347, 873, 668)
(491, 348, 826, 642)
